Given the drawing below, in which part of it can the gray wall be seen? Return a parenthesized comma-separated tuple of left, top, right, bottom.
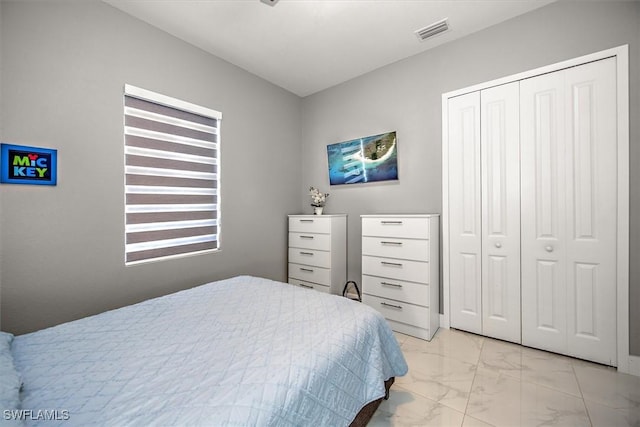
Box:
(0, 0, 301, 334)
(300, 1, 640, 355)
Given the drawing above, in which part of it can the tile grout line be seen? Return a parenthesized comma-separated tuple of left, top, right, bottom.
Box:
(572, 362, 595, 427)
(461, 336, 485, 423)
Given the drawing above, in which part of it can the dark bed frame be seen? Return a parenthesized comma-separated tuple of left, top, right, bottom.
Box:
(349, 377, 394, 427)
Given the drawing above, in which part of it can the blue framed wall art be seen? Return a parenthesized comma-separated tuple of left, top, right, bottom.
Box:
(1, 143, 58, 185)
(327, 131, 398, 185)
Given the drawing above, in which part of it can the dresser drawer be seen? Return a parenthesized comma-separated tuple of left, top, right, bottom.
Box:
(288, 232, 331, 251)
(362, 255, 429, 284)
(362, 294, 431, 330)
(362, 236, 429, 261)
(288, 216, 331, 234)
(362, 274, 430, 307)
(288, 263, 331, 286)
(288, 278, 330, 293)
(362, 217, 430, 239)
(288, 247, 330, 268)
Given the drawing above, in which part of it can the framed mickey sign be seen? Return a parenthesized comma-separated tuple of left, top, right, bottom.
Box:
(1, 143, 57, 186)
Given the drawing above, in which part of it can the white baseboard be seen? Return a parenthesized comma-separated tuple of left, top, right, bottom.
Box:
(439, 314, 449, 329)
(628, 355, 640, 377)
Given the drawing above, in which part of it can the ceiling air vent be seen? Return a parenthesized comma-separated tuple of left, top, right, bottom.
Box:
(415, 18, 449, 42)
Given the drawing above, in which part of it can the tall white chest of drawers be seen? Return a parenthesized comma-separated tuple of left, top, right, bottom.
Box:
(361, 214, 440, 340)
(288, 215, 347, 294)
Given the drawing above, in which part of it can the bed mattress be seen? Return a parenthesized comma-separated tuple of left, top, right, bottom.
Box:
(11, 276, 407, 426)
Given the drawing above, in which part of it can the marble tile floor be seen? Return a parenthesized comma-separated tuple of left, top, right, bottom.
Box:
(370, 328, 640, 427)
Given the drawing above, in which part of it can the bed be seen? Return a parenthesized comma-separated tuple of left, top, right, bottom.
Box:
(1, 276, 407, 426)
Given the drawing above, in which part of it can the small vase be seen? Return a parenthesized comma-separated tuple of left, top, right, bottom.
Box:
(313, 206, 324, 215)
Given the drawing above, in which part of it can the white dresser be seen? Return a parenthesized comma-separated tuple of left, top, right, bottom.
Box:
(288, 215, 347, 294)
(361, 214, 439, 340)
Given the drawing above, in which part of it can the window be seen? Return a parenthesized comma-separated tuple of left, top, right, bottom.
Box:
(124, 85, 221, 264)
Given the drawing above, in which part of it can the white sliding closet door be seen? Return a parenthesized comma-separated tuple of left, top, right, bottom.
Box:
(481, 82, 521, 344)
(448, 92, 482, 334)
(521, 58, 617, 365)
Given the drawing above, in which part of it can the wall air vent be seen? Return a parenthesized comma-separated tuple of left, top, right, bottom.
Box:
(415, 18, 449, 42)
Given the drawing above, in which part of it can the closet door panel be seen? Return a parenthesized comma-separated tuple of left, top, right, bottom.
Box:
(520, 71, 567, 353)
(564, 58, 617, 365)
(448, 92, 482, 334)
(480, 82, 521, 343)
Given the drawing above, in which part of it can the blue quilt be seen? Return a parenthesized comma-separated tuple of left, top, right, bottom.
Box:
(11, 276, 407, 426)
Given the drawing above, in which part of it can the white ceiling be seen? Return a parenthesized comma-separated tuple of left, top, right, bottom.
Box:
(104, 0, 555, 97)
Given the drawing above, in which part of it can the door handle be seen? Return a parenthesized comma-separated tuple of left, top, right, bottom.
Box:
(545, 246, 553, 252)
(495, 242, 502, 248)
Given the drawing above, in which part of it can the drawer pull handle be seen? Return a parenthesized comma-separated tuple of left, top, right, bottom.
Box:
(381, 221, 403, 225)
(381, 261, 403, 267)
(299, 251, 314, 256)
(381, 302, 403, 310)
(300, 235, 314, 239)
(381, 282, 403, 288)
(381, 241, 403, 246)
(300, 219, 314, 223)
(300, 268, 314, 272)
(299, 283, 313, 289)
